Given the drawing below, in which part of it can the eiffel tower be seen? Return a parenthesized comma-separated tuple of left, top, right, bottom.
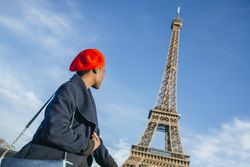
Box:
(123, 7, 190, 167)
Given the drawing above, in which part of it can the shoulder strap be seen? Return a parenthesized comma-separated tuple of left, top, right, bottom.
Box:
(0, 93, 56, 158)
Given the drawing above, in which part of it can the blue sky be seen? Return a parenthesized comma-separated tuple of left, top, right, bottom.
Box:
(0, 0, 250, 166)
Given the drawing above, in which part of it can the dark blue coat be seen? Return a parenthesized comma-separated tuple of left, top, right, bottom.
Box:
(15, 74, 117, 167)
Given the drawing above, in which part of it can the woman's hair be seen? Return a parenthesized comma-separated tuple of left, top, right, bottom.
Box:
(76, 70, 89, 77)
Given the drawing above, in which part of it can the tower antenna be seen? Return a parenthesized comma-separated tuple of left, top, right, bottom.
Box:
(177, 6, 180, 18)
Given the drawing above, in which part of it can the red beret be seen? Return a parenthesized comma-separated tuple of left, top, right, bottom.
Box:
(69, 48, 105, 71)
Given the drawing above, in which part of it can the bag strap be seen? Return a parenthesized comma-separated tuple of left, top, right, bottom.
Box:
(0, 93, 56, 158)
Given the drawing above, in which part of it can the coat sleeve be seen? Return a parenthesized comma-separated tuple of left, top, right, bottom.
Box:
(93, 129, 118, 167)
(41, 83, 94, 156)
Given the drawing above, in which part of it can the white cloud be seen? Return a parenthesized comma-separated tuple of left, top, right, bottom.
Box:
(93, 118, 250, 167)
(0, 47, 44, 149)
(92, 139, 130, 167)
(26, 8, 71, 35)
(0, 45, 42, 112)
(0, 3, 70, 56)
(0, 15, 28, 33)
(0, 72, 42, 111)
(184, 118, 250, 167)
(108, 139, 131, 166)
(0, 0, 99, 58)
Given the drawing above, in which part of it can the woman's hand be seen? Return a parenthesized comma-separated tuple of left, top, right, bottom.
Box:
(91, 132, 101, 151)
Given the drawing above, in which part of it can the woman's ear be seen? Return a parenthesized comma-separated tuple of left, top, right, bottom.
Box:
(93, 69, 100, 74)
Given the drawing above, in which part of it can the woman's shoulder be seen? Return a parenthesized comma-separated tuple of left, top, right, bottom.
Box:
(56, 81, 82, 97)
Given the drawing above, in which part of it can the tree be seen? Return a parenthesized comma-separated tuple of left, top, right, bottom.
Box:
(0, 138, 15, 150)
(0, 138, 5, 145)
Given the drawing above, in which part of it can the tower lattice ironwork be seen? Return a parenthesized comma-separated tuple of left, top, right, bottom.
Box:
(123, 7, 190, 167)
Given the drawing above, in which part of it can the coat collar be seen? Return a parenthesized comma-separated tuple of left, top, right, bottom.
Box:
(69, 74, 98, 127)
(69, 74, 87, 91)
